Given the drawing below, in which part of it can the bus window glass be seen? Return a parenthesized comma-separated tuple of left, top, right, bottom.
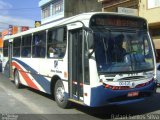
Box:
(84, 31, 91, 84)
(93, 29, 154, 73)
(57, 28, 64, 42)
(13, 37, 21, 57)
(47, 27, 67, 58)
(21, 35, 31, 57)
(32, 31, 46, 58)
(3, 40, 9, 57)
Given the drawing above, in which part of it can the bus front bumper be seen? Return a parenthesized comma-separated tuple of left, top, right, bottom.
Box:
(89, 81, 156, 107)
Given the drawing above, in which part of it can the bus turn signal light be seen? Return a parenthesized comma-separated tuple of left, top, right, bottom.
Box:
(105, 84, 130, 90)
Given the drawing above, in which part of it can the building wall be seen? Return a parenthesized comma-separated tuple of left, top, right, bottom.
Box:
(39, 0, 53, 6)
(100, 0, 160, 24)
(139, 0, 160, 49)
(139, 0, 160, 24)
(39, 0, 65, 24)
(39, 0, 101, 24)
(65, 0, 101, 17)
(100, 0, 139, 13)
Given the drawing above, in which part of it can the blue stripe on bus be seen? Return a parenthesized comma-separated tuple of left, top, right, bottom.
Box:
(13, 58, 51, 94)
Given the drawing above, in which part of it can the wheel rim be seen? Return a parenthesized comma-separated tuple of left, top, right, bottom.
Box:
(56, 86, 65, 103)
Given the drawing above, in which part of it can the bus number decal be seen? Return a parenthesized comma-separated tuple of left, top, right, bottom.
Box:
(119, 81, 131, 86)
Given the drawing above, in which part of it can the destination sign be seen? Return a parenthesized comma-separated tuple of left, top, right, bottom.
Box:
(90, 15, 147, 29)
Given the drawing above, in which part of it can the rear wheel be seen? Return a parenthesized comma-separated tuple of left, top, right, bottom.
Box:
(54, 80, 71, 108)
(14, 70, 22, 88)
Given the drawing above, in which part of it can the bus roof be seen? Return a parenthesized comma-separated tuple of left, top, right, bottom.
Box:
(3, 12, 146, 40)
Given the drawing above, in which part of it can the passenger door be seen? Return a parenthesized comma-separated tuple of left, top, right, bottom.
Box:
(68, 29, 84, 101)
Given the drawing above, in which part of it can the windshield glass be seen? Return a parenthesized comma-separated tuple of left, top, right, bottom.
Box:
(93, 28, 154, 73)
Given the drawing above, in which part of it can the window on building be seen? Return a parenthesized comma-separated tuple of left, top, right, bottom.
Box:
(32, 31, 46, 58)
(148, 0, 160, 9)
(42, 5, 50, 18)
(13, 37, 21, 57)
(47, 27, 67, 58)
(3, 40, 9, 57)
(52, 0, 63, 15)
(21, 35, 32, 57)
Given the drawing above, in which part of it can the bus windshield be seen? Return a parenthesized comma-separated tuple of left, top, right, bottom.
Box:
(92, 28, 154, 73)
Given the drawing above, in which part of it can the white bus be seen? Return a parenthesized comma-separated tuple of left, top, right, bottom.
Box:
(2, 12, 157, 108)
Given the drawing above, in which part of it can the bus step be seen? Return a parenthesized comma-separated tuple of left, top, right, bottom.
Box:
(68, 99, 84, 105)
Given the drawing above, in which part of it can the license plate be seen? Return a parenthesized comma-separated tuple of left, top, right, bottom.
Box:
(127, 91, 139, 97)
(119, 81, 131, 86)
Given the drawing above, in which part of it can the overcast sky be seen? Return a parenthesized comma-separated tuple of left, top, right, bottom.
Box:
(0, 0, 41, 31)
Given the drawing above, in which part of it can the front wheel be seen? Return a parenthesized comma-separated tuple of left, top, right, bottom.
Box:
(14, 70, 22, 88)
(54, 80, 71, 108)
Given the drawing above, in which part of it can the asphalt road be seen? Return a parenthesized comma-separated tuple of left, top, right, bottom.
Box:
(0, 73, 160, 120)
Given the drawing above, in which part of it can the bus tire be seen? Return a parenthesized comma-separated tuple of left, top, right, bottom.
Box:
(54, 80, 71, 108)
(14, 70, 22, 88)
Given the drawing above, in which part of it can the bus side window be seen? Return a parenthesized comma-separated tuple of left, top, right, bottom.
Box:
(21, 35, 31, 58)
(13, 37, 21, 57)
(3, 40, 9, 57)
(32, 31, 46, 58)
(47, 27, 67, 58)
